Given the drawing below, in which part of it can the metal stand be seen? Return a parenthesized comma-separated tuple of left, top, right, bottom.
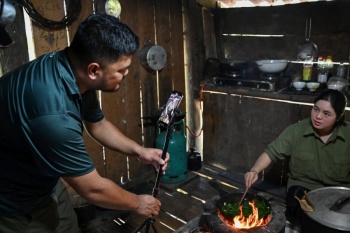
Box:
(132, 111, 178, 233)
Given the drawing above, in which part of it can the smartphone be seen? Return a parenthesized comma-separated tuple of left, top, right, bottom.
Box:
(158, 91, 184, 126)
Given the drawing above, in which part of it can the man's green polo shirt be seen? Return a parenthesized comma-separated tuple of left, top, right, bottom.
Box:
(265, 118, 350, 191)
(0, 49, 102, 215)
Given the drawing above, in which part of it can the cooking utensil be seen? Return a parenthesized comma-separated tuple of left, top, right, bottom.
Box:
(219, 60, 249, 78)
(205, 57, 221, 77)
(294, 191, 315, 212)
(255, 60, 288, 73)
(208, 180, 271, 221)
(330, 196, 350, 211)
(239, 187, 249, 206)
(206, 180, 286, 232)
(297, 17, 318, 61)
(301, 187, 350, 232)
(139, 39, 167, 73)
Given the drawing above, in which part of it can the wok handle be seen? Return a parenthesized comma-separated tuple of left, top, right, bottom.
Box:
(207, 180, 229, 197)
(330, 196, 350, 211)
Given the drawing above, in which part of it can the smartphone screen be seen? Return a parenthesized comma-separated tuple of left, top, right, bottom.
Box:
(158, 91, 183, 126)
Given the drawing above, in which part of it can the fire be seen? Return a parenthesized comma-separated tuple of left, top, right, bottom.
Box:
(220, 201, 271, 229)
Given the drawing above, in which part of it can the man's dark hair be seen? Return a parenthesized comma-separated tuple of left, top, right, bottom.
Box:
(70, 13, 139, 66)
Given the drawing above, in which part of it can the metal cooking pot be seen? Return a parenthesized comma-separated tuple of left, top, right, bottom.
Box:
(139, 39, 167, 73)
(301, 187, 350, 233)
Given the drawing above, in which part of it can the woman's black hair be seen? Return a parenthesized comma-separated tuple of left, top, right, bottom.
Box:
(314, 89, 347, 126)
(69, 13, 139, 67)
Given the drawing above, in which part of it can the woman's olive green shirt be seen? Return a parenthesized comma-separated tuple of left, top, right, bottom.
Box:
(265, 118, 350, 191)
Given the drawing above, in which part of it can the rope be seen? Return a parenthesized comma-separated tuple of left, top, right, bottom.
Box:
(17, 0, 82, 30)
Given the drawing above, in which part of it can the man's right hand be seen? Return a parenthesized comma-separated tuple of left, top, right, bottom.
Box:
(135, 194, 161, 218)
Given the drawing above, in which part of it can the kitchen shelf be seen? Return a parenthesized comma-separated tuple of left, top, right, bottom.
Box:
(288, 61, 350, 66)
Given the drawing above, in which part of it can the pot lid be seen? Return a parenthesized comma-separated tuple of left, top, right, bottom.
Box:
(147, 45, 166, 70)
(304, 187, 350, 231)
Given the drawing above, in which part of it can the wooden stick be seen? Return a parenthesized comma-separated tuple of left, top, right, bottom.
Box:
(239, 187, 249, 206)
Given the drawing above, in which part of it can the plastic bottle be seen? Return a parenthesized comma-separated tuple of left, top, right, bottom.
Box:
(302, 55, 313, 81)
(337, 63, 345, 79)
(317, 56, 327, 83)
(325, 56, 334, 69)
(325, 55, 333, 79)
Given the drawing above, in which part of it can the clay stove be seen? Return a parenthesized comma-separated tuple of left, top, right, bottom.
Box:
(175, 192, 286, 233)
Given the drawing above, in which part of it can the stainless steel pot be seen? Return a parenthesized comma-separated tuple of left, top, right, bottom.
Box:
(139, 40, 167, 73)
(302, 187, 350, 233)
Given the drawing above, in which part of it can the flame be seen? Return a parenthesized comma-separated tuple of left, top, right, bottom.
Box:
(220, 201, 271, 229)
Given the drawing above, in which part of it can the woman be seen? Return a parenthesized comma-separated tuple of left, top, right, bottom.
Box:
(245, 89, 350, 219)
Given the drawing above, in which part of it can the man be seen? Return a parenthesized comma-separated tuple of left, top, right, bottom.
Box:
(0, 13, 169, 232)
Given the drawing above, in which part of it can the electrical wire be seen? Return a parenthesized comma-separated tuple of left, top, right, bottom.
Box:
(186, 125, 203, 137)
(17, 0, 82, 30)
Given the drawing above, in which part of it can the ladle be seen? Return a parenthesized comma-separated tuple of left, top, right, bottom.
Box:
(297, 17, 318, 60)
(294, 191, 315, 212)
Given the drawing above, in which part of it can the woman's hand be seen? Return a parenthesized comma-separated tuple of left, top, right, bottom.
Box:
(244, 152, 272, 188)
(244, 170, 259, 188)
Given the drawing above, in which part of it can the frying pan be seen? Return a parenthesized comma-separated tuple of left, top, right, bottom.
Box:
(208, 180, 271, 224)
(205, 57, 221, 77)
(297, 17, 318, 61)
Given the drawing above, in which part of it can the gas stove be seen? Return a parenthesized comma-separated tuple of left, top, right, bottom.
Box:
(174, 191, 286, 233)
(212, 72, 291, 92)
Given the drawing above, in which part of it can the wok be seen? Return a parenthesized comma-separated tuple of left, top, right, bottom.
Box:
(208, 180, 271, 224)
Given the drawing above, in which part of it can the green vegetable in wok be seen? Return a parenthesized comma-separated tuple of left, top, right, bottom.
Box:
(220, 198, 270, 220)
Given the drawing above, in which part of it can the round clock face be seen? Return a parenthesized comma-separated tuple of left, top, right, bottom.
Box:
(106, 0, 121, 18)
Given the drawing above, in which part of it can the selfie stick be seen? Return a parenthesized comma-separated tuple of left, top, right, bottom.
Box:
(132, 109, 179, 233)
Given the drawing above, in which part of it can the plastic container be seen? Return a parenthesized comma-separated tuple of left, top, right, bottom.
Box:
(327, 77, 347, 91)
(337, 63, 346, 78)
(317, 56, 327, 83)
